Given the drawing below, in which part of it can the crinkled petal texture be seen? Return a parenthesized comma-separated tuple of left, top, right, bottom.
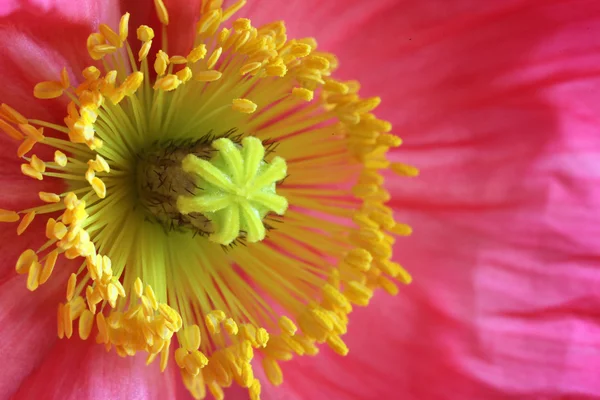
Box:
(256, 0, 600, 399)
(11, 338, 180, 400)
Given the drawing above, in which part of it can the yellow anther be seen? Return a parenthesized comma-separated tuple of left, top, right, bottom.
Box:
(222, 0, 247, 21)
(206, 47, 222, 69)
(60, 67, 70, 89)
(16, 249, 37, 275)
(20, 124, 44, 142)
(99, 23, 121, 47)
(52, 221, 67, 240)
(390, 162, 419, 177)
(78, 309, 95, 340)
(191, 350, 209, 369)
(378, 275, 399, 296)
(17, 138, 37, 158)
(233, 18, 251, 31)
(154, 50, 170, 76)
(343, 280, 373, 306)
(0, 209, 19, 223)
(121, 72, 144, 96)
(187, 44, 207, 63)
(240, 362, 254, 388)
(92, 44, 117, 56)
(390, 222, 412, 236)
(182, 324, 201, 351)
(1, 103, 27, 124)
(34, 151, 54, 173)
(17, 211, 35, 235)
(176, 67, 193, 83)
(82, 66, 101, 81)
(137, 25, 155, 42)
(377, 133, 402, 147)
(231, 98, 257, 114)
(175, 347, 188, 368)
(197, 9, 221, 35)
(224, 318, 239, 335)
(205, 314, 221, 335)
(256, 327, 269, 347)
(139, 40, 152, 61)
(158, 303, 182, 330)
(322, 284, 352, 312)
(194, 70, 222, 82)
(305, 55, 330, 70)
(160, 339, 171, 372)
(0, 119, 24, 140)
(119, 12, 130, 41)
(107, 283, 119, 308)
(91, 177, 107, 198)
(134, 277, 143, 297)
(154, 74, 181, 91)
(144, 285, 159, 310)
(239, 61, 262, 75)
(262, 357, 283, 386)
(54, 150, 68, 166)
(291, 43, 312, 58)
(66, 273, 77, 301)
(326, 334, 349, 356)
(56, 303, 65, 339)
(292, 87, 314, 101)
(170, 55, 188, 64)
(40, 249, 58, 284)
(33, 81, 64, 99)
(39, 192, 61, 203)
(26, 260, 41, 291)
(249, 378, 261, 400)
(323, 79, 349, 94)
(343, 248, 372, 272)
(96, 312, 109, 344)
(265, 62, 287, 77)
(278, 316, 297, 336)
(153, 0, 169, 25)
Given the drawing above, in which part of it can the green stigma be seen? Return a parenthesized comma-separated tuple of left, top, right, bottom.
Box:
(177, 136, 288, 245)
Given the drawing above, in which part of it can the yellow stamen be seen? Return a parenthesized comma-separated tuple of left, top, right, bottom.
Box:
(231, 98, 257, 114)
(1, 3, 414, 399)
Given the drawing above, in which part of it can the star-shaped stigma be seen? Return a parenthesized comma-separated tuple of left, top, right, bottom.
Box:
(177, 136, 288, 245)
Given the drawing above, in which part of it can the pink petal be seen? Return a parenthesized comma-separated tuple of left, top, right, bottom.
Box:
(11, 337, 180, 400)
(0, 268, 69, 397)
(260, 0, 600, 399)
(161, 0, 203, 57)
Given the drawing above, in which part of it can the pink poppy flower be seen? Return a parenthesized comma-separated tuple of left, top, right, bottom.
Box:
(1, 1, 599, 400)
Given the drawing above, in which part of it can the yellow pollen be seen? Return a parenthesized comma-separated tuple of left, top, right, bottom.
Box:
(195, 70, 222, 82)
(0, 2, 416, 399)
(137, 25, 155, 42)
(231, 98, 257, 114)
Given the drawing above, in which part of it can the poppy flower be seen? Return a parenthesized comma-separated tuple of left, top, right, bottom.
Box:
(2, 1, 599, 400)
(0, 0, 414, 399)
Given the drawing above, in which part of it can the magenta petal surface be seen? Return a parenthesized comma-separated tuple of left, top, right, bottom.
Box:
(11, 337, 180, 400)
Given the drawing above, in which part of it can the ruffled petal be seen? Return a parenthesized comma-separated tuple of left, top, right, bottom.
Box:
(11, 337, 180, 400)
(261, 0, 600, 399)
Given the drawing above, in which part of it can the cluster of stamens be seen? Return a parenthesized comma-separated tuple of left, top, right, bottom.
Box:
(0, 0, 418, 399)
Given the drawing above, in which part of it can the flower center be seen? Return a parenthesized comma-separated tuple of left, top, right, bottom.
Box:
(0, 0, 418, 399)
(135, 133, 287, 245)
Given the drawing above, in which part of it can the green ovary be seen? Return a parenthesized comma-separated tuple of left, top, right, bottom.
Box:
(177, 136, 288, 245)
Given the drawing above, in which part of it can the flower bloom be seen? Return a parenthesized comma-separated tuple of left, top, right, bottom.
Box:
(0, 0, 415, 398)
